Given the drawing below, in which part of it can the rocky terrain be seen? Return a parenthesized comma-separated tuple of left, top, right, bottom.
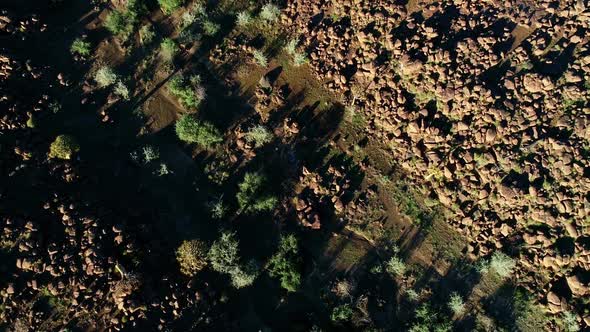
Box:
(1, 0, 589, 331)
(285, 0, 590, 323)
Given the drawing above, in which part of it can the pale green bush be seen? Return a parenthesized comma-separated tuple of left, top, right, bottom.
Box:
(244, 125, 273, 148)
(94, 66, 118, 88)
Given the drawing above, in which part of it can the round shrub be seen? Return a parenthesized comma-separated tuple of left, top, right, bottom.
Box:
(49, 135, 80, 160)
(176, 239, 208, 276)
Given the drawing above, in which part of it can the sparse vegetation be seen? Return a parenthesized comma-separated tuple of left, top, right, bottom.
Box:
(176, 239, 208, 276)
(175, 114, 222, 148)
(49, 135, 80, 160)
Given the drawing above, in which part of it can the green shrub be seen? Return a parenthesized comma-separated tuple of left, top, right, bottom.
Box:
(142, 145, 160, 163)
(176, 239, 208, 276)
(331, 304, 353, 322)
(293, 52, 308, 66)
(208, 232, 258, 288)
(284, 38, 297, 55)
(139, 24, 155, 44)
(229, 260, 259, 288)
(244, 125, 273, 148)
(26, 114, 37, 128)
(158, 0, 184, 14)
(70, 38, 91, 57)
(385, 256, 406, 277)
(267, 235, 301, 292)
(160, 38, 178, 62)
(253, 49, 268, 67)
(209, 197, 228, 219)
(113, 81, 130, 99)
(94, 66, 118, 88)
(260, 3, 280, 22)
(513, 289, 547, 332)
(448, 292, 465, 315)
(236, 172, 277, 214)
(49, 135, 80, 160)
(104, 10, 134, 38)
(202, 20, 220, 36)
(155, 163, 172, 176)
(489, 252, 516, 278)
(236, 11, 252, 26)
(175, 115, 222, 148)
(168, 74, 206, 109)
(410, 304, 453, 332)
(208, 232, 240, 274)
(561, 311, 580, 332)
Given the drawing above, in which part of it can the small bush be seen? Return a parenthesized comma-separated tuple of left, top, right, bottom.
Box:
(49, 135, 80, 160)
(104, 10, 134, 38)
(244, 125, 273, 148)
(139, 24, 155, 44)
(236, 11, 252, 26)
(142, 145, 160, 163)
(208, 232, 258, 288)
(268, 235, 301, 292)
(489, 252, 516, 278)
(209, 196, 228, 219)
(113, 81, 130, 99)
(158, 0, 184, 15)
(331, 304, 353, 322)
(253, 49, 268, 67)
(385, 256, 406, 277)
(284, 38, 297, 55)
(155, 163, 172, 176)
(230, 260, 259, 288)
(175, 114, 222, 148)
(562, 311, 580, 332)
(160, 38, 178, 62)
(176, 239, 208, 276)
(70, 38, 91, 57)
(202, 20, 220, 36)
(168, 74, 206, 109)
(260, 3, 280, 22)
(94, 66, 118, 88)
(26, 114, 37, 128)
(293, 52, 308, 66)
(236, 172, 277, 214)
(448, 292, 465, 315)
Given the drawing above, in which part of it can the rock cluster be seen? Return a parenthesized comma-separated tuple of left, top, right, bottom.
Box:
(284, 0, 590, 322)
